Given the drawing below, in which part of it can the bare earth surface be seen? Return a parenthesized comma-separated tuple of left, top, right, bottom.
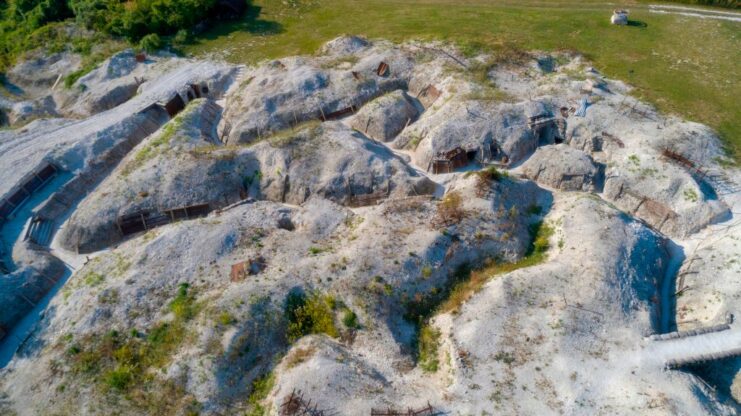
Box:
(0, 37, 739, 415)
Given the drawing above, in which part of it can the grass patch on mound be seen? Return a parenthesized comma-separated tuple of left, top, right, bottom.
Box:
(247, 371, 275, 416)
(184, 0, 741, 161)
(406, 220, 555, 372)
(121, 101, 202, 176)
(62, 284, 200, 413)
(266, 120, 322, 147)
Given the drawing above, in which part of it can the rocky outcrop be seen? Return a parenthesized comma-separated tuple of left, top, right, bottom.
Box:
(218, 40, 416, 145)
(350, 90, 420, 142)
(603, 170, 729, 238)
(6, 51, 82, 93)
(5, 95, 60, 126)
(59, 115, 434, 253)
(519, 144, 603, 192)
(1, 36, 739, 416)
(247, 122, 435, 204)
(266, 195, 731, 415)
(397, 99, 543, 170)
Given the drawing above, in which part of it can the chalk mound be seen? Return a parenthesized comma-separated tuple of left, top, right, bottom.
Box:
(320, 35, 371, 56)
(350, 90, 420, 142)
(218, 43, 416, 145)
(520, 144, 603, 192)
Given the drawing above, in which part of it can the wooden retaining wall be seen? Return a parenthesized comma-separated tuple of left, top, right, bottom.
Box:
(0, 163, 59, 223)
(665, 347, 741, 369)
(33, 105, 168, 223)
(650, 323, 731, 342)
(117, 203, 211, 236)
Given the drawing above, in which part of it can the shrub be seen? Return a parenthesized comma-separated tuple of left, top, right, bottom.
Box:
(169, 283, 196, 320)
(528, 221, 554, 257)
(421, 265, 433, 279)
(138, 33, 162, 53)
(104, 365, 134, 390)
(62, 283, 200, 413)
(436, 191, 465, 225)
(83, 271, 105, 286)
(217, 311, 235, 326)
(341, 309, 358, 329)
(173, 28, 189, 48)
(284, 291, 339, 342)
(526, 204, 543, 216)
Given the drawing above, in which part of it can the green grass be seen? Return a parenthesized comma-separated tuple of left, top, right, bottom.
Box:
(417, 325, 441, 372)
(341, 308, 359, 328)
(247, 371, 275, 416)
(183, 0, 741, 161)
(120, 102, 198, 176)
(63, 284, 200, 411)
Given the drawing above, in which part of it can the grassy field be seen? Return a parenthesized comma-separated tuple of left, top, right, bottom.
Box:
(184, 0, 740, 161)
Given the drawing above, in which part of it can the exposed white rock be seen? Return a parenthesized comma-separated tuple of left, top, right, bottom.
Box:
(350, 89, 420, 142)
(518, 144, 603, 191)
(0, 36, 739, 416)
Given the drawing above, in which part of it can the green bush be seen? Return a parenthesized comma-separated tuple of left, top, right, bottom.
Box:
(341, 308, 358, 329)
(138, 33, 162, 53)
(528, 221, 554, 257)
(284, 291, 339, 342)
(169, 283, 196, 320)
(103, 365, 134, 390)
(70, 0, 228, 41)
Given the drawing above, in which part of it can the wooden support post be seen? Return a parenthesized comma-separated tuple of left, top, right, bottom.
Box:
(403, 117, 411, 131)
(319, 106, 326, 122)
(141, 213, 148, 231)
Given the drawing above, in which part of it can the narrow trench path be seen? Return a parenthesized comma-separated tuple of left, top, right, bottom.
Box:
(0, 177, 111, 367)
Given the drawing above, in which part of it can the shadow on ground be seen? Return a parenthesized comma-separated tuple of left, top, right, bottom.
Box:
(192, 5, 284, 46)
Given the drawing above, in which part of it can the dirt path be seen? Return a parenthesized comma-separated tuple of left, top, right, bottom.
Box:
(648, 4, 741, 23)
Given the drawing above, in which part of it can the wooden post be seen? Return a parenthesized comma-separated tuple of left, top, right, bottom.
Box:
(403, 117, 411, 131)
(51, 73, 62, 91)
(319, 106, 326, 122)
